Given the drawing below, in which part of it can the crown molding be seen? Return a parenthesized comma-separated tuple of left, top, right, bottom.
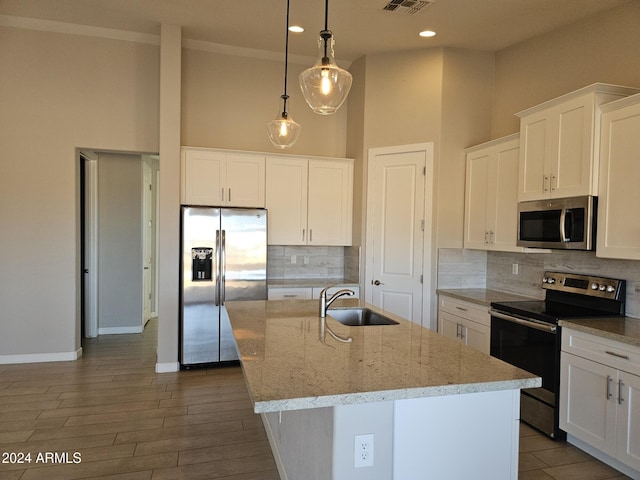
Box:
(0, 15, 350, 67)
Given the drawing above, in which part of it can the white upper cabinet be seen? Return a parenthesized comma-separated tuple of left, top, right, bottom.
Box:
(266, 157, 353, 246)
(181, 148, 266, 207)
(464, 134, 522, 252)
(517, 84, 639, 202)
(597, 93, 640, 260)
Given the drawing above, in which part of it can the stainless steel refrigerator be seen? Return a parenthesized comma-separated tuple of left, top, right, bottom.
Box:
(180, 206, 267, 367)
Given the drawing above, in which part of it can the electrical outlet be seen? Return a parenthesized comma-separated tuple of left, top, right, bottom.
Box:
(291, 255, 296, 264)
(303, 255, 309, 265)
(512, 263, 519, 275)
(354, 434, 374, 468)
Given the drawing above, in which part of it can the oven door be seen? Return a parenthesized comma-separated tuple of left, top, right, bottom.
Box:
(490, 309, 563, 438)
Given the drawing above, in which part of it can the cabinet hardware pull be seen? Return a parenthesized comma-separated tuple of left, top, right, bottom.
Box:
(228, 188, 231, 202)
(484, 231, 489, 244)
(543, 175, 549, 192)
(606, 375, 613, 400)
(605, 350, 630, 360)
(618, 379, 624, 405)
(489, 230, 495, 244)
(551, 175, 556, 191)
(221, 188, 225, 201)
(302, 229, 305, 241)
(310, 229, 313, 242)
(455, 306, 468, 312)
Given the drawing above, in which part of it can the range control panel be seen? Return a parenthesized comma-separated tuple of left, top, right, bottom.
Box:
(542, 271, 624, 300)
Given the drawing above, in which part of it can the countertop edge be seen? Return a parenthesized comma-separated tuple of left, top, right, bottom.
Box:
(436, 288, 539, 307)
(253, 378, 542, 413)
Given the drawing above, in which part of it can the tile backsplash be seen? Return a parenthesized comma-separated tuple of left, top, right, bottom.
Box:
(437, 248, 640, 318)
(268, 246, 360, 281)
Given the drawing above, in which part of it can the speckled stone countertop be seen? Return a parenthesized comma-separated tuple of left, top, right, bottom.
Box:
(226, 298, 540, 413)
(559, 317, 640, 348)
(436, 288, 539, 306)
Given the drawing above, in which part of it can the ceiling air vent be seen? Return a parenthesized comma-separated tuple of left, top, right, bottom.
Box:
(382, 0, 435, 15)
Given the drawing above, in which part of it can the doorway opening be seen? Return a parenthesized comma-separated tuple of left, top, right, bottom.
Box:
(79, 149, 160, 342)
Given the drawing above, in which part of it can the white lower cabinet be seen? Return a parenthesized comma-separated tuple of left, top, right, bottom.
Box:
(268, 286, 360, 300)
(560, 328, 640, 473)
(267, 287, 312, 300)
(438, 295, 490, 354)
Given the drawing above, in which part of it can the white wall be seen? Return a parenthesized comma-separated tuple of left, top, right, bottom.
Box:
(492, 1, 640, 137)
(0, 25, 159, 361)
(97, 152, 143, 333)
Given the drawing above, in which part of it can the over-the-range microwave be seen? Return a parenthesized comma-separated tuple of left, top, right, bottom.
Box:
(517, 195, 597, 250)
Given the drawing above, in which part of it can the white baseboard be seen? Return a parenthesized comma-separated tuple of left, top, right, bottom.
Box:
(98, 326, 144, 335)
(0, 347, 83, 365)
(155, 362, 180, 373)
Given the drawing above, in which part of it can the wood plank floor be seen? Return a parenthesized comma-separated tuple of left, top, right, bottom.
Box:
(0, 319, 632, 479)
(0, 319, 279, 480)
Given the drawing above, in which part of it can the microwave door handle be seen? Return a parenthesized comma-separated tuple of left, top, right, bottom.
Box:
(559, 208, 568, 242)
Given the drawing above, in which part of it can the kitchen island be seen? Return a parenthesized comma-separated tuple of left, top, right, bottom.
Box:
(227, 298, 540, 480)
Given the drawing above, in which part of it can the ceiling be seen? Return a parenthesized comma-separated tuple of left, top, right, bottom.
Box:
(0, 0, 632, 62)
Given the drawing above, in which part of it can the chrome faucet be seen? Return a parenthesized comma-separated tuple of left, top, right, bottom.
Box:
(319, 286, 355, 317)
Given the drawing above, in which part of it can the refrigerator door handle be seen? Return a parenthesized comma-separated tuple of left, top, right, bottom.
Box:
(215, 229, 221, 306)
(221, 229, 226, 305)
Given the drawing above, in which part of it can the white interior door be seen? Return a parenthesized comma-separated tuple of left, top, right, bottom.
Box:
(366, 146, 429, 324)
(83, 158, 98, 338)
(143, 163, 153, 324)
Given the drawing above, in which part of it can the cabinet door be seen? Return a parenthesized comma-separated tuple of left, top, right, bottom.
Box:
(226, 154, 265, 207)
(616, 372, 640, 471)
(552, 96, 595, 198)
(266, 158, 308, 245)
(462, 320, 490, 355)
(519, 113, 551, 201)
(597, 99, 640, 260)
(463, 150, 490, 249)
(489, 139, 520, 252)
(438, 311, 462, 343)
(182, 150, 225, 205)
(307, 160, 353, 246)
(560, 352, 617, 456)
(268, 287, 312, 300)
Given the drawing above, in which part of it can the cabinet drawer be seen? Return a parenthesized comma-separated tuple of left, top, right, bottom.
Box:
(439, 296, 490, 327)
(268, 287, 313, 300)
(562, 327, 640, 377)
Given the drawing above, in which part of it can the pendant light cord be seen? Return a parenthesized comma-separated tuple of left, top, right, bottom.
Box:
(281, 0, 291, 115)
(322, 0, 330, 60)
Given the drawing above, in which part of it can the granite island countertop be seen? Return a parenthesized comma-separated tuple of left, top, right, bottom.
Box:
(226, 298, 540, 413)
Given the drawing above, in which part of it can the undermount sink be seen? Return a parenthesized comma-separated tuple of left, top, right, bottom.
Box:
(326, 307, 399, 326)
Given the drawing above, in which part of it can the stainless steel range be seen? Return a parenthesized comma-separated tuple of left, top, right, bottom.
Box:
(489, 272, 626, 439)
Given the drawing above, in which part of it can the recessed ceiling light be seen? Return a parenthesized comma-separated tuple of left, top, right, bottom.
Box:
(289, 25, 304, 33)
(419, 30, 436, 38)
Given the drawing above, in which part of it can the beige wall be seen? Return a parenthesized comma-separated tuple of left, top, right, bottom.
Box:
(492, 1, 640, 137)
(181, 47, 347, 157)
(0, 26, 159, 359)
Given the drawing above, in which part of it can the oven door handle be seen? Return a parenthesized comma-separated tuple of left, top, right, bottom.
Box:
(490, 310, 557, 333)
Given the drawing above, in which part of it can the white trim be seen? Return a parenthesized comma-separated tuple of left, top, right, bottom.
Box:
(98, 326, 144, 335)
(84, 158, 99, 338)
(261, 414, 289, 480)
(0, 15, 159, 45)
(0, 348, 83, 365)
(155, 362, 180, 373)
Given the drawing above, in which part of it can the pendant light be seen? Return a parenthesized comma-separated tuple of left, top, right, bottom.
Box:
(299, 0, 352, 115)
(267, 0, 301, 149)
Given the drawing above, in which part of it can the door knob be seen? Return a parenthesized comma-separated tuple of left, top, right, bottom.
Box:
(372, 280, 384, 286)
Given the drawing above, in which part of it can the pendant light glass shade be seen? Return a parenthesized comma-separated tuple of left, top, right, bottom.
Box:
(299, 31, 352, 115)
(267, 0, 301, 149)
(267, 95, 301, 149)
